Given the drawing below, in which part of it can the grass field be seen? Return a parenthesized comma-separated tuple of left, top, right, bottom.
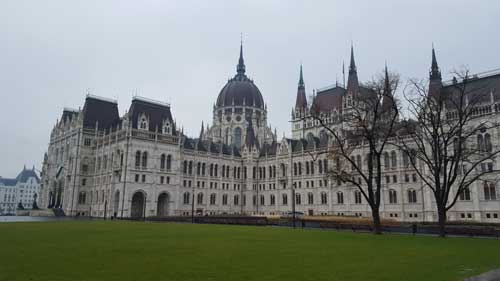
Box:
(0, 221, 499, 281)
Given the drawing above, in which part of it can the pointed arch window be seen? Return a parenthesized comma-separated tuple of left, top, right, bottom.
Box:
(160, 154, 166, 170)
(135, 151, 141, 168)
(389, 189, 397, 204)
(234, 127, 242, 147)
(141, 151, 148, 168)
(166, 155, 172, 170)
(163, 120, 171, 135)
(138, 113, 149, 130)
(321, 192, 328, 204)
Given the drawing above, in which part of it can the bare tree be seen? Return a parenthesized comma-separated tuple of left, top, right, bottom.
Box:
(399, 69, 500, 237)
(309, 68, 400, 234)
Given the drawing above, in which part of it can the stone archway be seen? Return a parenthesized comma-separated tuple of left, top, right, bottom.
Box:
(113, 191, 120, 218)
(131, 191, 145, 219)
(157, 193, 169, 217)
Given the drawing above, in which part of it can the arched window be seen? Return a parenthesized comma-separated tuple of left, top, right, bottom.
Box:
(293, 163, 297, 176)
(234, 127, 242, 147)
(138, 113, 148, 130)
(459, 187, 471, 201)
(252, 167, 256, 179)
(391, 151, 397, 168)
(337, 192, 344, 204)
(306, 162, 310, 175)
(270, 194, 276, 205)
(160, 154, 166, 170)
(356, 155, 362, 169)
(354, 191, 362, 204)
(163, 120, 171, 135)
(197, 162, 201, 175)
(210, 193, 216, 205)
(225, 128, 230, 144)
(233, 195, 239, 206)
(260, 195, 265, 206)
(384, 152, 390, 170)
(408, 189, 417, 203)
(282, 193, 288, 205)
(310, 161, 314, 174)
(402, 152, 409, 167)
(281, 163, 286, 177)
(202, 163, 206, 175)
(484, 182, 497, 200)
(389, 189, 397, 204)
(197, 193, 203, 204)
(135, 151, 141, 167)
(307, 192, 314, 205)
(477, 134, 485, 151)
(485, 133, 492, 152)
(166, 155, 172, 170)
(183, 192, 190, 204)
(321, 192, 327, 205)
(323, 159, 328, 173)
(214, 164, 218, 177)
(183, 160, 188, 174)
(298, 163, 302, 175)
(295, 193, 301, 205)
(188, 161, 193, 175)
(141, 151, 148, 168)
(319, 160, 323, 174)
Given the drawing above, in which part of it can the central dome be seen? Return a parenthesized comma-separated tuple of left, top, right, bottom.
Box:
(216, 76, 264, 109)
(215, 43, 264, 109)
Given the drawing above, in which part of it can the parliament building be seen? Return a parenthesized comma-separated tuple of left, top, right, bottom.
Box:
(39, 43, 500, 223)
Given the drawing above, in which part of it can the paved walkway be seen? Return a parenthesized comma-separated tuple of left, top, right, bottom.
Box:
(465, 269, 500, 281)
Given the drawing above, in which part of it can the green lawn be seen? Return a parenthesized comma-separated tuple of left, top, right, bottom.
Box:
(0, 221, 499, 281)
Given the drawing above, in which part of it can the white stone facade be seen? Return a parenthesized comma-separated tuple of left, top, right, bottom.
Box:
(39, 47, 500, 223)
(0, 166, 41, 215)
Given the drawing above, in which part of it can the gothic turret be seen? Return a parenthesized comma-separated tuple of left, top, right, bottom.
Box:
(294, 64, 308, 110)
(382, 64, 396, 112)
(236, 40, 246, 77)
(429, 46, 442, 98)
(346, 45, 360, 97)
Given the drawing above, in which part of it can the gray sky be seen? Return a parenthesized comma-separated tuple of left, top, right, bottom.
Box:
(1, 0, 498, 177)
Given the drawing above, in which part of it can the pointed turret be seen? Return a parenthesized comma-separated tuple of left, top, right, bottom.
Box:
(430, 46, 441, 81)
(236, 40, 246, 76)
(199, 121, 204, 140)
(346, 44, 359, 98)
(429, 46, 442, 97)
(244, 119, 258, 149)
(382, 64, 396, 112)
(295, 64, 308, 110)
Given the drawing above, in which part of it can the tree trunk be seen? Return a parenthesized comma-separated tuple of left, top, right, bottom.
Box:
(372, 207, 382, 235)
(438, 206, 447, 238)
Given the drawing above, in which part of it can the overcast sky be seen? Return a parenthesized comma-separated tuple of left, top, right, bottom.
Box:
(0, 0, 498, 177)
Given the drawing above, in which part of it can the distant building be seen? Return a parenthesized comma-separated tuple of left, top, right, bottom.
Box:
(0, 166, 41, 215)
(39, 43, 500, 223)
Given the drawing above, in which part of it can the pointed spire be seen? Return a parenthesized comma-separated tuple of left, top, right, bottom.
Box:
(384, 63, 391, 94)
(295, 64, 307, 110)
(382, 63, 396, 112)
(430, 45, 441, 80)
(349, 44, 356, 73)
(236, 38, 246, 76)
(346, 44, 359, 97)
(245, 119, 258, 148)
(298, 63, 305, 88)
(199, 121, 204, 140)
